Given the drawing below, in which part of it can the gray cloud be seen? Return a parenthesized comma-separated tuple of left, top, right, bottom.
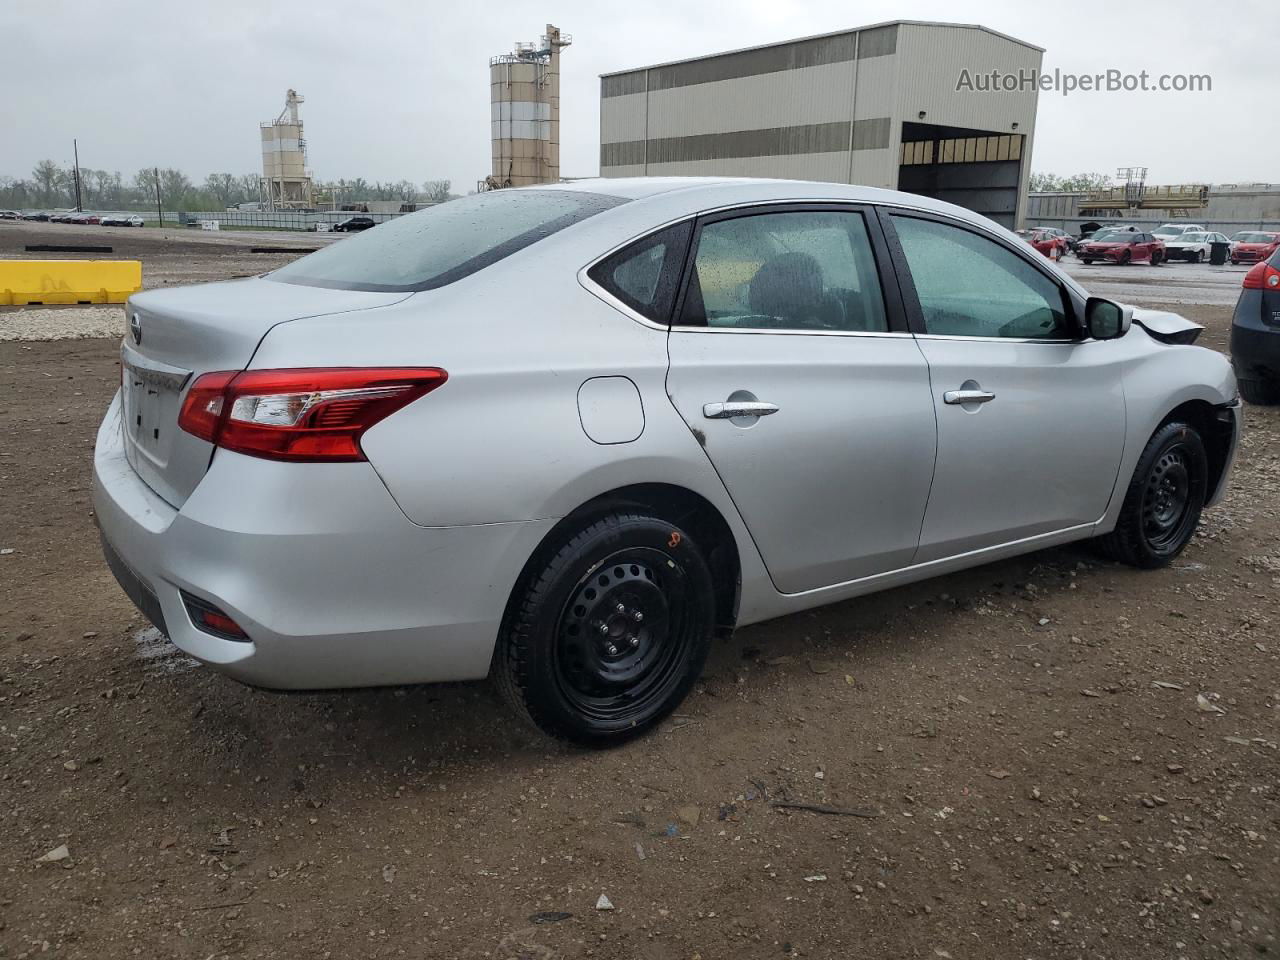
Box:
(2, 0, 1273, 189)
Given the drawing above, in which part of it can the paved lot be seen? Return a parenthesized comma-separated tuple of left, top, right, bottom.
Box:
(1, 227, 1277, 960)
(1058, 258, 1253, 308)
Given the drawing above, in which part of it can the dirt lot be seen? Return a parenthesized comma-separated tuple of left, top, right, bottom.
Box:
(1, 233, 1278, 959)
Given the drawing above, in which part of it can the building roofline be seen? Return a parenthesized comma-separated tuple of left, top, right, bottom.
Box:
(598, 20, 1044, 78)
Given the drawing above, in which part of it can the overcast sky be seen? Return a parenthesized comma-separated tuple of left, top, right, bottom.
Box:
(3, 0, 1273, 190)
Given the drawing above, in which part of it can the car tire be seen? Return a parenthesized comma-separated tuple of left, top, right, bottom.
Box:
(1119, 251, 1131, 265)
(1192, 250, 1203, 264)
(1082, 258, 1093, 265)
(1238, 379, 1280, 406)
(494, 511, 716, 746)
(1151, 251, 1162, 266)
(1231, 258, 1239, 265)
(1096, 421, 1208, 569)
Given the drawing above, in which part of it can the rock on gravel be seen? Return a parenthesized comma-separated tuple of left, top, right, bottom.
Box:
(0, 305, 125, 341)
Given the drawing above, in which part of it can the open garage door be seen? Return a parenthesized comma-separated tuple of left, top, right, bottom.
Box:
(898, 122, 1024, 229)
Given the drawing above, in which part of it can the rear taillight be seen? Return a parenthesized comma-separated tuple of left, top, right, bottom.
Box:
(178, 367, 447, 462)
(1242, 262, 1280, 291)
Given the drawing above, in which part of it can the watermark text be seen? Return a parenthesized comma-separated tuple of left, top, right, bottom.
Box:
(957, 68, 1212, 96)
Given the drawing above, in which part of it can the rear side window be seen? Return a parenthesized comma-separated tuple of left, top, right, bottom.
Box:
(271, 189, 626, 292)
(677, 210, 889, 333)
(587, 221, 693, 324)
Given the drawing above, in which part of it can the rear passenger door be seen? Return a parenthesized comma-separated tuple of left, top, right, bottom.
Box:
(662, 205, 937, 594)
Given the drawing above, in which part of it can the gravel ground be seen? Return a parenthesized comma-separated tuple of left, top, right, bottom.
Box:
(0, 235, 1277, 960)
(0, 306, 125, 342)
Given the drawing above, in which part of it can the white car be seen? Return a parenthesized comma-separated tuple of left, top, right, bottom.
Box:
(93, 177, 1242, 745)
(1152, 223, 1207, 244)
(1163, 231, 1229, 264)
(100, 214, 145, 227)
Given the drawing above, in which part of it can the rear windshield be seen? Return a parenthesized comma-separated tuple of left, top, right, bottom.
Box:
(270, 189, 626, 292)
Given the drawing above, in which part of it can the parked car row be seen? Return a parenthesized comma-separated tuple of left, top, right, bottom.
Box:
(4, 211, 146, 226)
(1021, 220, 1280, 268)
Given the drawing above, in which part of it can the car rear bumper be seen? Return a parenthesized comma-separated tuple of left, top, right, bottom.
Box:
(1231, 291, 1280, 381)
(93, 391, 556, 689)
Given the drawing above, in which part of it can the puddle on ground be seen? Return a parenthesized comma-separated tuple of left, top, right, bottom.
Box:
(133, 627, 201, 676)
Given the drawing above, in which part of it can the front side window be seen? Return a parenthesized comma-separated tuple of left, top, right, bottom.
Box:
(891, 215, 1071, 340)
(677, 210, 888, 333)
(271, 189, 626, 292)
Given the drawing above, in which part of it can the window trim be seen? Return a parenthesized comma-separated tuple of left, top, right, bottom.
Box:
(877, 207, 1085, 343)
(663, 202, 909, 336)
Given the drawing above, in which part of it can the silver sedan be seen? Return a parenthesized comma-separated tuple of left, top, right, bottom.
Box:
(94, 177, 1241, 745)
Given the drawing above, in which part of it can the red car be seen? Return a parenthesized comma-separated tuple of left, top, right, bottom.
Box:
(1230, 231, 1280, 265)
(1017, 227, 1069, 260)
(1078, 229, 1165, 265)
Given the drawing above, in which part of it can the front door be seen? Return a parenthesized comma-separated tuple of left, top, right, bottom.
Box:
(664, 205, 937, 594)
(884, 212, 1127, 563)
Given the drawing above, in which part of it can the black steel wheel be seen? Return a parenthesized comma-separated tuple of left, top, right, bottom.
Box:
(495, 512, 715, 745)
(1096, 421, 1208, 568)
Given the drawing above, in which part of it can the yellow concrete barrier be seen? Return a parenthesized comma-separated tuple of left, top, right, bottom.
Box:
(0, 260, 142, 305)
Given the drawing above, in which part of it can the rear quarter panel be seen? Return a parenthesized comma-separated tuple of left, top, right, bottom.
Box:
(247, 236, 779, 624)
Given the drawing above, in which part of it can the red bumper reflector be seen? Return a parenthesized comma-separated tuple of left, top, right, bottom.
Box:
(181, 590, 250, 642)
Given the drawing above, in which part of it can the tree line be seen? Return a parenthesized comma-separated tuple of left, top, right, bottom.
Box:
(0, 159, 455, 211)
(1028, 172, 1114, 193)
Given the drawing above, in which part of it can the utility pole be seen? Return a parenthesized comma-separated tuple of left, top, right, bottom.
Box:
(72, 139, 83, 212)
(154, 167, 162, 226)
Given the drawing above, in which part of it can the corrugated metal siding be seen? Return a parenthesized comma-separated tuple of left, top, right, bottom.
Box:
(601, 90, 647, 144)
(645, 152, 853, 182)
(892, 23, 1040, 134)
(643, 60, 855, 139)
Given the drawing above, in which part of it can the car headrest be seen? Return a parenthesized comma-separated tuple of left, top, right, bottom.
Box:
(748, 252, 824, 319)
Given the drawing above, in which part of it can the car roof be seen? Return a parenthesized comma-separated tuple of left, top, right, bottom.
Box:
(541, 176, 1011, 232)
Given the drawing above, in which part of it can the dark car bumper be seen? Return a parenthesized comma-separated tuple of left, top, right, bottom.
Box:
(1231, 289, 1280, 381)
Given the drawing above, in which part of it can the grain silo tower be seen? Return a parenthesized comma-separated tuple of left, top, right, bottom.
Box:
(487, 24, 571, 188)
(260, 89, 314, 209)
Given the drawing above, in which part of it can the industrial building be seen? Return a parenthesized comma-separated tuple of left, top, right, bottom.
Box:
(487, 24, 572, 189)
(599, 21, 1042, 228)
(260, 89, 313, 210)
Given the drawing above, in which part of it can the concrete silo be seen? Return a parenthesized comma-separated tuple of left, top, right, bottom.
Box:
(260, 89, 314, 210)
(487, 24, 571, 188)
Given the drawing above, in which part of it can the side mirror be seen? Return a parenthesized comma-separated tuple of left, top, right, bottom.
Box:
(1085, 297, 1132, 340)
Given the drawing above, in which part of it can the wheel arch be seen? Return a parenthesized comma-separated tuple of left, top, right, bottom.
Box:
(1157, 398, 1236, 503)
(502, 482, 743, 642)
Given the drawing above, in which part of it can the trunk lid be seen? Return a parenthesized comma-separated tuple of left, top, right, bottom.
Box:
(119, 276, 409, 507)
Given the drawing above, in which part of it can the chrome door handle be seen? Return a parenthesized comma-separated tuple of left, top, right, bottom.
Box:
(703, 401, 780, 419)
(943, 389, 996, 405)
